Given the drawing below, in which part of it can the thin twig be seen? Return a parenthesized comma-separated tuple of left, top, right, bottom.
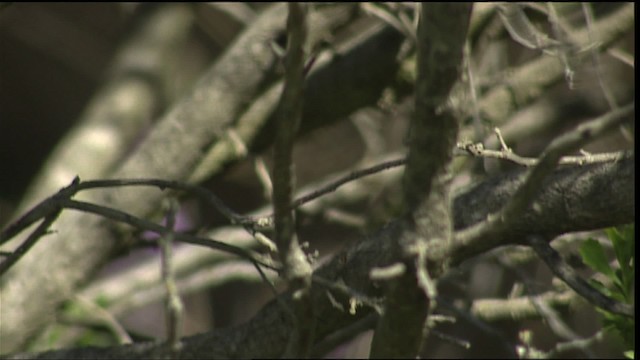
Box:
(606, 47, 634, 68)
(438, 297, 517, 357)
(59, 199, 277, 270)
(493, 127, 511, 152)
(456, 103, 634, 249)
(456, 142, 628, 167)
(0, 177, 80, 246)
(0, 212, 62, 277)
(160, 198, 183, 352)
(291, 158, 406, 209)
(581, 2, 618, 110)
(312, 275, 383, 314)
(527, 235, 633, 317)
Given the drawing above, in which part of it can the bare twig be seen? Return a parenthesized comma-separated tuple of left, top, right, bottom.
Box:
(0, 212, 62, 277)
(607, 47, 634, 68)
(477, 3, 634, 127)
(456, 142, 628, 167)
(253, 156, 274, 201)
(58, 199, 276, 269)
(437, 297, 517, 357)
(159, 199, 183, 352)
(291, 158, 405, 209)
(470, 290, 576, 322)
(5, 157, 633, 359)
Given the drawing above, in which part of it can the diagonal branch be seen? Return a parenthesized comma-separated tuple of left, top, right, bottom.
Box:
(454, 103, 634, 259)
(527, 235, 633, 317)
(8, 156, 632, 359)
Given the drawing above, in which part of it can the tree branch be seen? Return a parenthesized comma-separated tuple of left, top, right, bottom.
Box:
(271, 3, 314, 358)
(7, 156, 632, 359)
(453, 103, 634, 260)
(370, 3, 472, 358)
(527, 235, 633, 317)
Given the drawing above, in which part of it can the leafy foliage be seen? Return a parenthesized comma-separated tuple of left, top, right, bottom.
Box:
(579, 224, 635, 357)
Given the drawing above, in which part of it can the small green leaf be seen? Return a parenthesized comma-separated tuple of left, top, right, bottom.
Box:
(579, 238, 615, 279)
(607, 226, 633, 272)
(588, 278, 612, 297)
(607, 225, 635, 301)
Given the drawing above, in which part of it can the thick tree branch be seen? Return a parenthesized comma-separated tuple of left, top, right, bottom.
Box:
(0, 4, 296, 351)
(8, 156, 633, 359)
(10, 5, 196, 218)
(370, 3, 472, 358)
(453, 103, 634, 262)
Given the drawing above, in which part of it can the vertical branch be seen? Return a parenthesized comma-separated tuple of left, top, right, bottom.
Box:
(272, 3, 314, 358)
(370, 3, 472, 358)
(159, 198, 183, 353)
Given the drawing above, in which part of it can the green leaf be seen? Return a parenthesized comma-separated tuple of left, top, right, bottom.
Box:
(607, 226, 634, 273)
(607, 225, 635, 302)
(579, 238, 615, 279)
(588, 278, 612, 298)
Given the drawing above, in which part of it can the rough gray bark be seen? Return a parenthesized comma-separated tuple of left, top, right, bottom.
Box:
(6, 155, 633, 359)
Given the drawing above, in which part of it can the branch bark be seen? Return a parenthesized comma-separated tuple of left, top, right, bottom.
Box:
(9, 154, 632, 359)
(370, 3, 472, 358)
(1, 3, 385, 352)
(271, 3, 315, 358)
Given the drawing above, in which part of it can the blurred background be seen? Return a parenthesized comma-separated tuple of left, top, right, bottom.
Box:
(0, 3, 634, 358)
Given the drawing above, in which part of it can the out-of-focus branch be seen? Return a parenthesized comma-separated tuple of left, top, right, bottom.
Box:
(457, 141, 628, 167)
(0, 4, 297, 351)
(470, 290, 577, 322)
(190, 14, 404, 182)
(10, 4, 196, 220)
(476, 3, 633, 129)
